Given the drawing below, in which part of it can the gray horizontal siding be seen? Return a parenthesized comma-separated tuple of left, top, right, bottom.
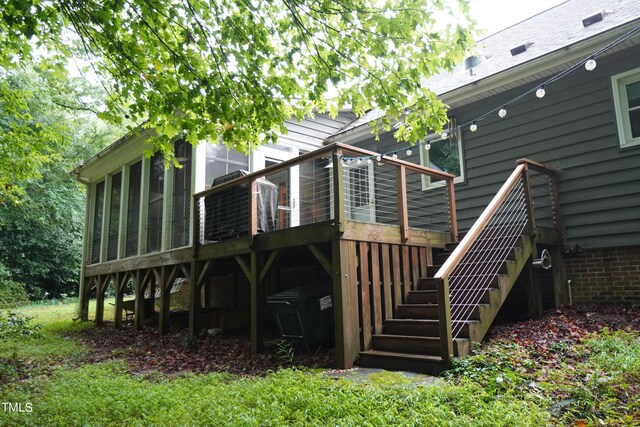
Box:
(453, 44, 640, 248)
(351, 44, 640, 249)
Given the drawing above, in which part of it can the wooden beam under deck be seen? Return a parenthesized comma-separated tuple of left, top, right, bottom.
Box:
(82, 221, 451, 369)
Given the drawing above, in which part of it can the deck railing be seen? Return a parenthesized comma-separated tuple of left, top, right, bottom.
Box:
(192, 142, 458, 250)
(434, 159, 560, 349)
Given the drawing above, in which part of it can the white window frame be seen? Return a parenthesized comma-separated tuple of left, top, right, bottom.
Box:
(419, 130, 465, 190)
(612, 68, 640, 149)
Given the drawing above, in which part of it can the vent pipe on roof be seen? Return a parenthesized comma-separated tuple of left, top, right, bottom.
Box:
(510, 42, 533, 57)
(464, 54, 485, 76)
(582, 11, 605, 27)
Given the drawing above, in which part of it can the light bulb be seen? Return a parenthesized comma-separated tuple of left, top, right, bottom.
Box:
(376, 155, 382, 162)
(585, 57, 597, 71)
(406, 148, 413, 156)
(499, 107, 507, 118)
(347, 159, 352, 165)
(441, 132, 448, 140)
(392, 153, 398, 159)
(367, 158, 372, 164)
(536, 85, 546, 98)
(470, 122, 478, 132)
(424, 141, 431, 151)
(357, 158, 362, 165)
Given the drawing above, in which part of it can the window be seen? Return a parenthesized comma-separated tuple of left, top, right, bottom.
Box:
(612, 69, 640, 148)
(171, 139, 192, 248)
(420, 131, 465, 189)
(125, 160, 142, 257)
(146, 151, 165, 253)
(106, 172, 122, 261)
(90, 181, 105, 264)
(205, 143, 249, 186)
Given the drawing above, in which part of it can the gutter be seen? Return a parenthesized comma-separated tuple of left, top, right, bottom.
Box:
(440, 20, 640, 108)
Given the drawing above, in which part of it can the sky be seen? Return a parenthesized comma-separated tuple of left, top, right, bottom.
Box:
(470, 0, 567, 36)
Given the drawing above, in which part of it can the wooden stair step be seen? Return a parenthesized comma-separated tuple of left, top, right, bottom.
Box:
(372, 334, 442, 355)
(383, 319, 477, 339)
(406, 290, 437, 304)
(417, 278, 440, 290)
(358, 350, 449, 375)
(384, 319, 441, 337)
(395, 303, 439, 319)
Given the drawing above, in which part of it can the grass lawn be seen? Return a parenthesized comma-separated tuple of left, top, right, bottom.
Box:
(1, 302, 638, 426)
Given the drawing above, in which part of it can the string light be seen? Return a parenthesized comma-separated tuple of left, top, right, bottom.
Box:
(341, 25, 640, 165)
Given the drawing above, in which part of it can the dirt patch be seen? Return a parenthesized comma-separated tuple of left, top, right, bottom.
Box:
(74, 323, 334, 377)
(74, 305, 638, 377)
(487, 304, 640, 350)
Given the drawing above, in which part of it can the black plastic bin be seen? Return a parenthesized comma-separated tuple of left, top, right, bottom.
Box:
(267, 283, 334, 351)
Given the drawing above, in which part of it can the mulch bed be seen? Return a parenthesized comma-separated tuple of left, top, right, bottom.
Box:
(74, 320, 334, 377)
(74, 304, 639, 377)
(486, 304, 640, 349)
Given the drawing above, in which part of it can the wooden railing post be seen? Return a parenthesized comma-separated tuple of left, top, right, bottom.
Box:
(520, 164, 537, 238)
(332, 148, 345, 234)
(396, 165, 409, 242)
(436, 277, 453, 360)
(192, 194, 200, 257)
(446, 178, 459, 242)
(249, 179, 258, 239)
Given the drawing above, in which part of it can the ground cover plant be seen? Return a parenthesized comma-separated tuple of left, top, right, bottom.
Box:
(0, 303, 638, 426)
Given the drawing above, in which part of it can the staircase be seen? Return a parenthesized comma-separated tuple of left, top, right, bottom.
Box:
(359, 235, 532, 374)
(358, 161, 549, 375)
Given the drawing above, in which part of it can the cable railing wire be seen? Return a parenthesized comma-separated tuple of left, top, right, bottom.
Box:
(447, 179, 529, 337)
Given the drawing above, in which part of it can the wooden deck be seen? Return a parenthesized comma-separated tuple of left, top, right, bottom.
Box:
(79, 143, 458, 369)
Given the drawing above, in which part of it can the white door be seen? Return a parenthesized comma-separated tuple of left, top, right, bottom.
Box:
(252, 146, 300, 229)
(345, 163, 375, 223)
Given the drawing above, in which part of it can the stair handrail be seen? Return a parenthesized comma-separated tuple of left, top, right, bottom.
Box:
(434, 163, 527, 280)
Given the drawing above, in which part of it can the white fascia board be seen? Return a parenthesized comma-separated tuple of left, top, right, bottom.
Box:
(74, 128, 155, 183)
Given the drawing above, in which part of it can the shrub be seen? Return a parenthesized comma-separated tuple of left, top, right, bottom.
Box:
(0, 311, 42, 341)
(0, 278, 30, 309)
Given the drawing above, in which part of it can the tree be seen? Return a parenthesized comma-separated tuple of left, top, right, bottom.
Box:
(0, 66, 123, 297)
(1, 0, 474, 197)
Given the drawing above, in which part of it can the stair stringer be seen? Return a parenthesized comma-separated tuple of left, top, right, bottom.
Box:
(460, 234, 533, 354)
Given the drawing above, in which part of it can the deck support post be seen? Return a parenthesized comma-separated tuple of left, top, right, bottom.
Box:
(188, 261, 201, 338)
(237, 254, 261, 352)
(95, 275, 106, 327)
(249, 253, 261, 352)
(114, 273, 127, 329)
(332, 239, 359, 369)
(436, 277, 453, 360)
(551, 247, 568, 306)
(134, 269, 146, 331)
(79, 275, 90, 321)
(158, 266, 170, 336)
(521, 165, 544, 319)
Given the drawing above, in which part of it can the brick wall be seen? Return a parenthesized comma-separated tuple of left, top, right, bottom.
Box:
(564, 245, 640, 305)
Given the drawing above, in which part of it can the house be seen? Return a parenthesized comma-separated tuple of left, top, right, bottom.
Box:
(75, 0, 640, 374)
